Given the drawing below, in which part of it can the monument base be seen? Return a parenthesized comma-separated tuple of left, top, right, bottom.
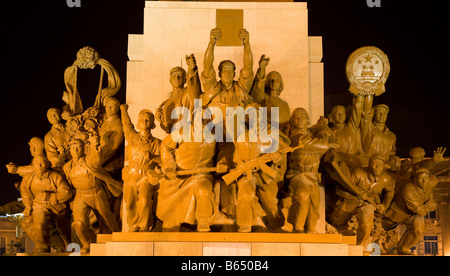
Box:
(89, 232, 363, 256)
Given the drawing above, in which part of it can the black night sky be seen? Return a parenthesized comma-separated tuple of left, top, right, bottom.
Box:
(1, 0, 449, 205)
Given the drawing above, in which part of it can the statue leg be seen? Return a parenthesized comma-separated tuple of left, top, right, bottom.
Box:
(30, 207, 52, 253)
(355, 203, 376, 247)
(306, 182, 320, 234)
(93, 189, 121, 233)
(396, 215, 425, 255)
(123, 181, 139, 232)
(288, 174, 312, 233)
(328, 195, 359, 233)
(137, 181, 157, 232)
(72, 197, 96, 252)
(194, 176, 215, 232)
(256, 179, 284, 232)
(236, 175, 257, 232)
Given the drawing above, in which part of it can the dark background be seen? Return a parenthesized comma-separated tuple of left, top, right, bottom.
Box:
(1, 0, 449, 205)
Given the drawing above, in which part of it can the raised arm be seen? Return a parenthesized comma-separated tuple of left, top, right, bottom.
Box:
(250, 54, 270, 104)
(238, 28, 254, 90)
(202, 28, 221, 81)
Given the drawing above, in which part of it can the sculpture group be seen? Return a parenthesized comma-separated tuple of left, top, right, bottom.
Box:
(5, 29, 446, 255)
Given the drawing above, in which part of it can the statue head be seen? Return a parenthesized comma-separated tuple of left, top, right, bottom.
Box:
(69, 138, 85, 159)
(32, 154, 51, 177)
(138, 109, 156, 131)
(368, 154, 385, 177)
(265, 71, 284, 96)
(328, 105, 346, 125)
(169, 67, 187, 90)
(290, 107, 310, 129)
(28, 137, 45, 157)
(373, 104, 389, 124)
(47, 108, 62, 125)
(409, 147, 426, 163)
(218, 60, 236, 85)
(413, 167, 430, 189)
(104, 98, 120, 117)
(75, 46, 100, 69)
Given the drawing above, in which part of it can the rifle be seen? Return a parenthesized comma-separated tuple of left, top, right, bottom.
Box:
(222, 143, 304, 185)
(176, 166, 219, 176)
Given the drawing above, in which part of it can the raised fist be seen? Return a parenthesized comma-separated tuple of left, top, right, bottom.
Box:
(210, 28, 222, 45)
(238, 28, 250, 45)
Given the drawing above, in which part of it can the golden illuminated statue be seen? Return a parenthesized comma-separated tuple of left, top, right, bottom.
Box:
(201, 28, 254, 113)
(20, 155, 73, 253)
(64, 136, 122, 253)
(156, 54, 202, 134)
(383, 167, 438, 255)
(63, 46, 121, 116)
(158, 110, 228, 232)
(228, 106, 290, 232)
(120, 104, 161, 232)
(360, 96, 399, 170)
(286, 108, 338, 233)
(6, 137, 46, 178)
(99, 97, 124, 179)
(251, 54, 290, 134)
(328, 154, 395, 247)
(44, 108, 70, 171)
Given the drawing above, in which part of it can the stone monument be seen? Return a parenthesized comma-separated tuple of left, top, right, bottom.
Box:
(125, 0, 325, 233)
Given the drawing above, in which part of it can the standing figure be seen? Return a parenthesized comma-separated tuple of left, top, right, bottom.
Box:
(201, 27, 254, 118)
(328, 95, 364, 157)
(120, 104, 161, 232)
(231, 108, 288, 232)
(6, 137, 46, 178)
(99, 97, 124, 180)
(286, 108, 338, 233)
(44, 108, 70, 171)
(156, 54, 202, 134)
(360, 95, 398, 170)
(251, 54, 290, 134)
(20, 154, 72, 253)
(383, 167, 438, 255)
(64, 136, 122, 253)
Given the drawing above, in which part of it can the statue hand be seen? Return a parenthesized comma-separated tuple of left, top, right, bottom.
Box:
(270, 152, 284, 164)
(259, 54, 270, 68)
(238, 28, 250, 45)
(433, 147, 446, 163)
(6, 162, 18, 174)
(23, 206, 32, 217)
(217, 163, 229, 174)
(185, 54, 197, 70)
(210, 28, 222, 44)
(120, 103, 129, 111)
(376, 204, 386, 215)
(165, 170, 177, 181)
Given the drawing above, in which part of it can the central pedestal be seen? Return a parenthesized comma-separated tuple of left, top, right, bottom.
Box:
(90, 232, 363, 256)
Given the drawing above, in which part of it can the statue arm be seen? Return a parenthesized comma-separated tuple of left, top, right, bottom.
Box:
(349, 95, 363, 129)
(160, 135, 178, 174)
(202, 28, 221, 93)
(185, 54, 202, 106)
(54, 174, 73, 204)
(120, 104, 138, 142)
(239, 29, 254, 92)
(403, 186, 431, 216)
(250, 55, 270, 104)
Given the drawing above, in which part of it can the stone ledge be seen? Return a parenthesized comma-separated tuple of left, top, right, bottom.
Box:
(110, 232, 344, 244)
